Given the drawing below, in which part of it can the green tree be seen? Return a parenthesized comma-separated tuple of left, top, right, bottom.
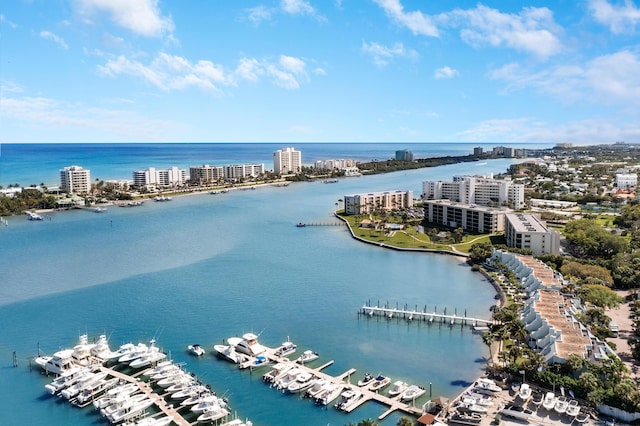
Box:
(397, 418, 414, 426)
(579, 284, 624, 309)
(469, 242, 493, 264)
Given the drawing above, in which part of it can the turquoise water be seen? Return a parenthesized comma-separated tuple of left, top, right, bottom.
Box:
(0, 152, 521, 426)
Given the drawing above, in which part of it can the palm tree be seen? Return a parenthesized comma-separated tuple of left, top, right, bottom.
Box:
(482, 331, 497, 363)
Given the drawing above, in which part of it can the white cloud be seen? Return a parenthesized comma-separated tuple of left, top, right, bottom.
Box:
(280, 0, 326, 21)
(361, 40, 417, 67)
(1, 81, 23, 93)
(246, 6, 274, 24)
(490, 50, 640, 106)
(373, 0, 439, 37)
(74, 0, 175, 37)
(40, 31, 69, 50)
(0, 96, 178, 140)
(434, 66, 459, 79)
(0, 14, 18, 28)
(589, 0, 640, 34)
(446, 5, 562, 59)
(98, 52, 311, 92)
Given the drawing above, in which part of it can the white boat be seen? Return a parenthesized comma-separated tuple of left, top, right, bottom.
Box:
(180, 390, 216, 407)
(263, 362, 294, 384)
(100, 393, 148, 418)
(464, 393, 494, 406)
(75, 377, 119, 405)
(156, 371, 194, 388)
(275, 367, 302, 390)
(214, 344, 244, 364)
(274, 339, 297, 357)
(154, 195, 172, 201)
(35, 349, 77, 375)
(531, 391, 544, 406)
(44, 367, 89, 394)
(542, 392, 557, 410)
(473, 378, 501, 394)
(400, 384, 426, 401)
(188, 344, 206, 356)
(305, 378, 330, 398)
(104, 342, 137, 362)
(117, 342, 149, 364)
(61, 371, 108, 400)
(519, 383, 532, 400)
(229, 333, 266, 357)
(107, 397, 154, 423)
(171, 384, 208, 400)
(314, 383, 343, 406)
(142, 360, 175, 377)
(554, 395, 569, 414)
(369, 375, 391, 391)
(149, 364, 184, 381)
(129, 344, 166, 368)
(448, 412, 483, 425)
(191, 395, 226, 414)
(335, 388, 363, 411)
(197, 405, 230, 423)
(93, 382, 140, 409)
(295, 350, 319, 364)
(575, 411, 591, 423)
(387, 380, 409, 397)
(501, 404, 535, 421)
(166, 381, 199, 395)
(287, 371, 315, 393)
(90, 335, 116, 361)
(239, 355, 269, 369)
(566, 400, 580, 417)
(357, 372, 375, 387)
(134, 416, 174, 426)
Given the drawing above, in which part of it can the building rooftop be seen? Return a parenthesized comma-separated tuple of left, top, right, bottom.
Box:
(505, 213, 549, 233)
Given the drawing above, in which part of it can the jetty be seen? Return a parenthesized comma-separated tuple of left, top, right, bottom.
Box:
(240, 343, 426, 420)
(359, 302, 494, 328)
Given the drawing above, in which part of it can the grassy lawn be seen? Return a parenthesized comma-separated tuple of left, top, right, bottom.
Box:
(340, 214, 494, 254)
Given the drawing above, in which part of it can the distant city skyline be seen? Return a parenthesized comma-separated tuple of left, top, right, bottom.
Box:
(1, 1, 639, 143)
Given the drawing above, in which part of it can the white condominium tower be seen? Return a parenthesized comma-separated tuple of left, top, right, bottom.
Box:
(422, 175, 525, 209)
(60, 165, 91, 194)
(273, 147, 302, 174)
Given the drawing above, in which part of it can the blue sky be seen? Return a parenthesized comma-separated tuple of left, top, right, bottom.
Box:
(1, 0, 640, 143)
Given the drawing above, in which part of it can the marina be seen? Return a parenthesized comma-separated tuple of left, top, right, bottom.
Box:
(359, 302, 494, 328)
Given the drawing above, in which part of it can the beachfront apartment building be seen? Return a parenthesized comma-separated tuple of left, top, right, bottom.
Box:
(60, 165, 91, 194)
(314, 159, 357, 170)
(344, 190, 413, 215)
(223, 164, 265, 180)
(504, 213, 560, 255)
(133, 167, 186, 189)
(423, 199, 506, 233)
(422, 175, 525, 209)
(273, 147, 302, 174)
(189, 165, 224, 184)
(395, 149, 414, 161)
(491, 251, 614, 365)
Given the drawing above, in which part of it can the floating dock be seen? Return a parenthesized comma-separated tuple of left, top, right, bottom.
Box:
(359, 302, 494, 328)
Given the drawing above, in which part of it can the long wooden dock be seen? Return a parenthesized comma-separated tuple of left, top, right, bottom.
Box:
(360, 303, 494, 327)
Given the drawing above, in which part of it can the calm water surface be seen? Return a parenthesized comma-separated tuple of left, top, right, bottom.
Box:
(0, 152, 524, 426)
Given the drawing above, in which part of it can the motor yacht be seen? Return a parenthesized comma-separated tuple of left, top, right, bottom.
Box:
(501, 404, 534, 421)
(400, 384, 426, 401)
(295, 350, 319, 364)
(263, 362, 294, 384)
(180, 390, 216, 407)
(129, 345, 166, 369)
(90, 335, 116, 361)
(214, 344, 244, 364)
(133, 416, 174, 426)
(93, 382, 141, 409)
(229, 333, 266, 357)
(191, 395, 226, 414)
(171, 384, 208, 400)
(197, 405, 230, 423)
(357, 372, 375, 387)
(60, 370, 108, 400)
(305, 378, 330, 399)
(156, 371, 194, 388)
(188, 344, 206, 356)
(75, 377, 119, 406)
(35, 349, 77, 376)
(44, 367, 89, 394)
(473, 378, 501, 395)
(369, 375, 391, 392)
(142, 360, 175, 377)
(388, 380, 409, 397)
(107, 397, 154, 424)
(117, 342, 149, 364)
(314, 383, 343, 406)
(287, 371, 315, 393)
(274, 339, 297, 357)
(275, 367, 302, 390)
(100, 393, 148, 418)
(335, 388, 363, 411)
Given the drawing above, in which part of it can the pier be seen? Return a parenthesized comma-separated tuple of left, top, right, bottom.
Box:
(359, 302, 494, 328)
(246, 346, 426, 420)
(295, 221, 345, 227)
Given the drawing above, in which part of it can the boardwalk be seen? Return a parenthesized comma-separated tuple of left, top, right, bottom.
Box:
(360, 303, 494, 327)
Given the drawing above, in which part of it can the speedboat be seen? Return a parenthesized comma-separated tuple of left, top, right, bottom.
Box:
(44, 366, 89, 394)
(60, 370, 108, 400)
(188, 344, 206, 356)
(305, 378, 330, 398)
(142, 360, 175, 377)
(566, 400, 580, 417)
(287, 371, 315, 393)
(180, 390, 216, 407)
(464, 392, 494, 406)
(295, 350, 319, 364)
(117, 342, 149, 364)
(473, 378, 501, 395)
(191, 395, 226, 414)
(531, 390, 544, 406)
(388, 380, 408, 397)
(400, 384, 426, 401)
(335, 388, 363, 411)
(214, 344, 244, 364)
(93, 382, 140, 409)
(519, 383, 532, 400)
(197, 405, 230, 423)
(542, 392, 557, 410)
(171, 384, 208, 400)
(357, 372, 375, 387)
(554, 395, 569, 414)
(229, 333, 266, 357)
(462, 398, 488, 414)
(156, 371, 194, 388)
(100, 393, 148, 418)
(129, 344, 166, 368)
(275, 367, 302, 390)
(107, 397, 154, 424)
(263, 362, 294, 384)
(90, 335, 116, 361)
(369, 375, 391, 392)
(314, 383, 343, 406)
(501, 404, 534, 421)
(134, 417, 174, 426)
(274, 339, 297, 357)
(75, 377, 119, 406)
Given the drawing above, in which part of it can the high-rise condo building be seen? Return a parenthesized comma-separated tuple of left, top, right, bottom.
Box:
(273, 147, 302, 174)
(60, 165, 91, 194)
